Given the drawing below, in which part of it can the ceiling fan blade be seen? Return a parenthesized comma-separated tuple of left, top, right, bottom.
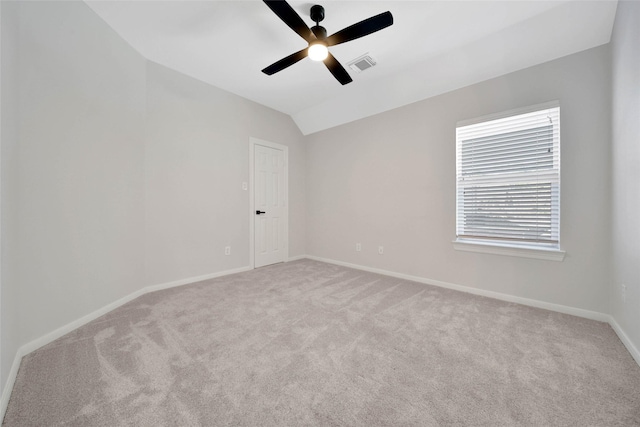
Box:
(325, 11, 393, 47)
(262, 48, 308, 75)
(323, 53, 352, 85)
(263, 0, 315, 43)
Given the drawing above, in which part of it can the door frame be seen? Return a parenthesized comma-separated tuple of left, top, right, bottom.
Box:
(249, 137, 289, 269)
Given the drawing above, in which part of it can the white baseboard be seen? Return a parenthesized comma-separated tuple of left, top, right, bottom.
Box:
(2, 257, 638, 421)
(305, 255, 640, 367)
(0, 345, 24, 423)
(608, 316, 640, 367)
(0, 264, 251, 422)
(305, 255, 610, 322)
(143, 266, 252, 294)
(18, 265, 252, 357)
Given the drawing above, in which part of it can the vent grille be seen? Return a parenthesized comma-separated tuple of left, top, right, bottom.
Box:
(347, 54, 376, 73)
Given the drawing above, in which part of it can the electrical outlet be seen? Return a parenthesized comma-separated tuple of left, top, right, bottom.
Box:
(242, 182, 248, 191)
(225, 246, 231, 256)
(378, 246, 384, 255)
(356, 243, 361, 252)
(621, 284, 626, 303)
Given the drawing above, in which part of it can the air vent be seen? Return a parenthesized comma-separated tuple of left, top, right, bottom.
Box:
(347, 54, 377, 73)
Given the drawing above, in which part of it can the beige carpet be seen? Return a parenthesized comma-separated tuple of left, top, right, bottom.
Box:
(4, 259, 640, 426)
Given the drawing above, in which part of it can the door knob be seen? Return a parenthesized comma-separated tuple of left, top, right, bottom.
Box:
(256, 210, 265, 215)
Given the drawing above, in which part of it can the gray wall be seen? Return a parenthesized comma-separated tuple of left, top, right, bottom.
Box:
(611, 1, 640, 355)
(306, 45, 611, 314)
(17, 1, 147, 345)
(145, 62, 306, 286)
(1, 1, 20, 397)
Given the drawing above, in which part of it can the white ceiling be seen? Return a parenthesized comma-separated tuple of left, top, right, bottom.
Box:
(85, 0, 618, 135)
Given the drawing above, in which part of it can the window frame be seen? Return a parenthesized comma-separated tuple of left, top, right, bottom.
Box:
(453, 101, 565, 261)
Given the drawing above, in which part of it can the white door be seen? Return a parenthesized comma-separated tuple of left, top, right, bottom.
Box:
(254, 144, 286, 268)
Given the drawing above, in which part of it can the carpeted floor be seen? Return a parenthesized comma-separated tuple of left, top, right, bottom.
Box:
(4, 259, 640, 426)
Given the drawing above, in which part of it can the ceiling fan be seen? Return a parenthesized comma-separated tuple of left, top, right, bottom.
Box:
(261, 1, 394, 85)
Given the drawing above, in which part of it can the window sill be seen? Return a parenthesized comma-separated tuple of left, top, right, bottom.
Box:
(452, 239, 566, 261)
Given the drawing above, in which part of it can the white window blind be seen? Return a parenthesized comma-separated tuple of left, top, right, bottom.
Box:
(456, 104, 560, 248)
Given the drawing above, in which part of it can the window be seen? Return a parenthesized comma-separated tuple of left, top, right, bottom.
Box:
(455, 102, 563, 259)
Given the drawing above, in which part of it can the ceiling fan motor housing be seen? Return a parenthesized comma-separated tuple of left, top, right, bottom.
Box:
(310, 5, 325, 23)
(311, 25, 327, 40)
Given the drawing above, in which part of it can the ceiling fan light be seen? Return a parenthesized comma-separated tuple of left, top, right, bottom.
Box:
(308, 42, 328, 61)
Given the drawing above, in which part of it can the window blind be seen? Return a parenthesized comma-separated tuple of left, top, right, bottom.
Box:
(456, 105, 560, 247)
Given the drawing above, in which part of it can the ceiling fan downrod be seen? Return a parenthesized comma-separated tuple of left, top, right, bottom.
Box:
(310, 5, 327, 40)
